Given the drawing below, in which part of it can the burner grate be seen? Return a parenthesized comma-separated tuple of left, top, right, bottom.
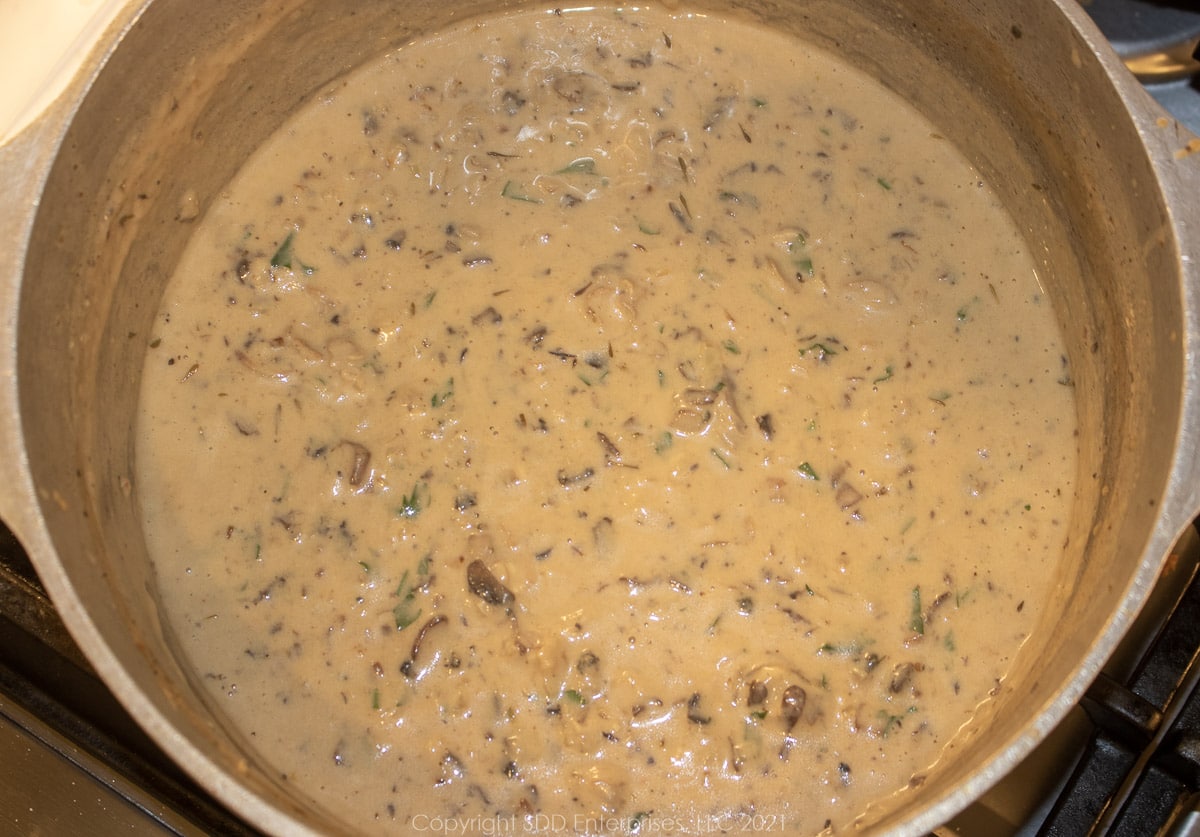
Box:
(1038, 528, 1200, 836)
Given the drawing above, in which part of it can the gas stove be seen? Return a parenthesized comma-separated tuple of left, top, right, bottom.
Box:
(1084, 0, 1200, 135)
(0, 2, 1198, 836)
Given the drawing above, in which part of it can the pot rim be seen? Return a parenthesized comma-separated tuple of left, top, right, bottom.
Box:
(0, 1, 1197, 834)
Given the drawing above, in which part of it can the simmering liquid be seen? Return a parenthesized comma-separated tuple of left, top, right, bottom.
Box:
(136, 4, 1077, 834)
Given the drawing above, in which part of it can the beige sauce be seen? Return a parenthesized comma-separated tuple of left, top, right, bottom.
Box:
(136, 5, 1077, 834)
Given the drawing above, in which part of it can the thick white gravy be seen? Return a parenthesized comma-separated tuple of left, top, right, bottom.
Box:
(136, 5, 1077, 834)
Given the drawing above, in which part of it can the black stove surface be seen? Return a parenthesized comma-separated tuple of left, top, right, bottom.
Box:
(0, 526, 262, 836)
(1084, 0, 1200, 133)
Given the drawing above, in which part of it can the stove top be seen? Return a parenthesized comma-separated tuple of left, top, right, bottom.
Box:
(1085, 0, 1200, 133)
(1, 3, 1198, 836)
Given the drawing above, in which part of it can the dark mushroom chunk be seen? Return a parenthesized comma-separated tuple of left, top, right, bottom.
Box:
(471, 305, 503, 325)
(890, 661, 924, 694)
(596, 431, 621, 464)
(747, 680, 768, 706)
(466, 559, 514, 607)
(501, 90, 526, 115)
(525, 325, 548, 348)
(400, 614, 447, 676)
(342, 441, 372, 487)
(781, 684, 806, 730)
(686, 692, 711, 725)
(756, 413, 775, 440)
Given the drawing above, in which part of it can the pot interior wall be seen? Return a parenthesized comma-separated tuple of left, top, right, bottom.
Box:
(15, 0, 1185, 832)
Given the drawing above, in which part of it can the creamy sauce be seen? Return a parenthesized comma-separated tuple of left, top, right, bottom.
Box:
(136, 5, 1077, 834)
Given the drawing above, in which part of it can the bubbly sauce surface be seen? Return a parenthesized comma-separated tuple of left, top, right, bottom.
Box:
(137, 6, 1077, 834)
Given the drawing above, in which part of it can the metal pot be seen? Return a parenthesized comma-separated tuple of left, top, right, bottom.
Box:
(0, 0, 1197, 833)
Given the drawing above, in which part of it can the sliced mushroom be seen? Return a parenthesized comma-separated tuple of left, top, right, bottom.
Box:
(467, 559, 515, 607)
(781, 685, 806, 730)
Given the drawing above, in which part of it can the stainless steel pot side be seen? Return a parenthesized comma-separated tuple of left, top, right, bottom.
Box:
(0, 0, 1197, 833)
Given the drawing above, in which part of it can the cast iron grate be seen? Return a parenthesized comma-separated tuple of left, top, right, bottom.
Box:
(1040, 523, 1200, 837)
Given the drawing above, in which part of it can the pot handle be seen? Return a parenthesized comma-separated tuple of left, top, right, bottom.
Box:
(0, 111, 72, 553)
(0, 0, 142, 555)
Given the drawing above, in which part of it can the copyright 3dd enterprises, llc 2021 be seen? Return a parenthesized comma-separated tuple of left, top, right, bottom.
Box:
(409, 812, 790, 834)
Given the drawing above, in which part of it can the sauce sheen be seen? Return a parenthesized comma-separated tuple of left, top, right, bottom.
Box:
(136, 5, 1077, 834)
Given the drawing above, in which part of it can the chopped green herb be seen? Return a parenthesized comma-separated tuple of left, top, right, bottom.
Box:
(782, 232, 816, 278)
(818, 640, 862, 656)
(929, 390, 952, 403)
(501, 180, 542, 203)
(910, 586, 924, 634)
(270, 231, 296, 269)
(873, 365, 894, 384)
(371, 689, 381, 710)
(431, 378, 455, 408)
(801, 341, 837, 359)
(397, 483, 427, 519)
(424, 290, 438, 309)
(749, 709, 768, 720)
(877, 177, 893, 190)
(877, 710, 904, 736)
(750, 97, 768, 108)
(563, 689, 586, 705)
(722, 339, 741, 354)
(636, 218, 660, 235)
(944, 631, 957, 652)
(654, 431, 674, 454)
(797, 461, 819, 481)
(710, 448, 732, 469)
(392, 569, 423, 630)
(269, 230, 314, 274)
